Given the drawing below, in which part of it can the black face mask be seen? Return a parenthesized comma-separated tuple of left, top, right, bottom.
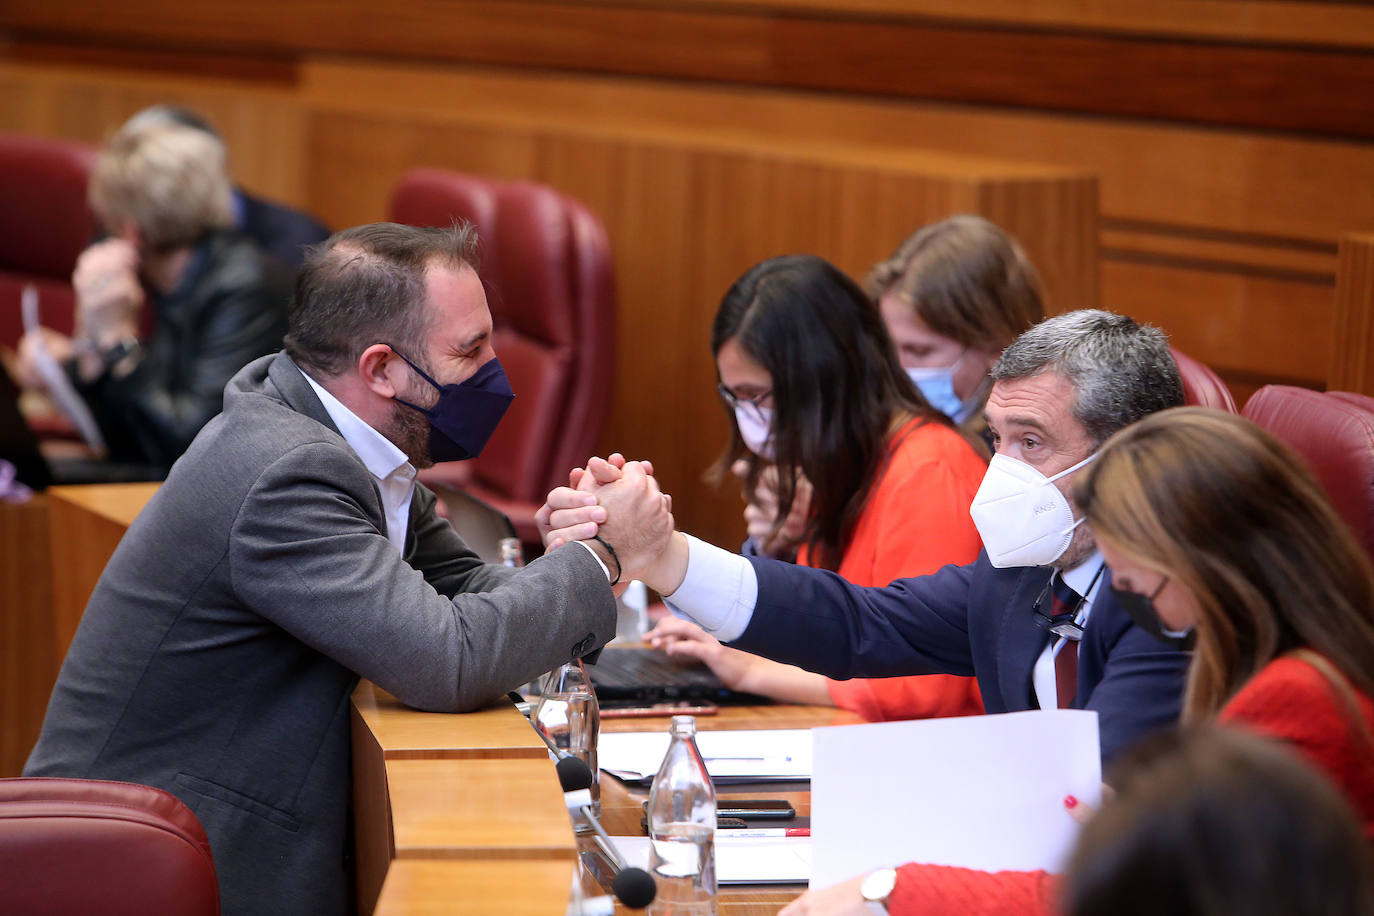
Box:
(1110, 578, 1196, 650)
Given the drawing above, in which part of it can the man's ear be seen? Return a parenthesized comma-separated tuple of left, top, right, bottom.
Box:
(358, 344, 402, 399)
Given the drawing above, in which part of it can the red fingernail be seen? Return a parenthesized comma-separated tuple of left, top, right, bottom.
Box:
(1063, 795, 1078, 810)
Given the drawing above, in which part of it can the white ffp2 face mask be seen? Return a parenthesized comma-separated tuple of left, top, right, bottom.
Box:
(734, 405, 775, 458)
(969, 452, 1096, 568)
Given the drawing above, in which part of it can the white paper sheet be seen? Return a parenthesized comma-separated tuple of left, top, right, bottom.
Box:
(605, 834, 811, 884)
(809, 709, 1101, 888)
(598, 729, 812, 783)
(21, 285, 107, 454)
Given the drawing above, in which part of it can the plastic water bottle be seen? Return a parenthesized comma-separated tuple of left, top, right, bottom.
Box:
(535, 660, 601, 823)
(615, 579, 651, 643)
(500, 537, 525, 568)
(646, 715, 717, 914)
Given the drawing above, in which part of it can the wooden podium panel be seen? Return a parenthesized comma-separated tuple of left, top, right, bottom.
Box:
(373, 860, 574, 916)
(0, 496, 54, 776)
(352, 681, 546, 761)
(386, 757, 577, 861)
(46, 482, 159, 657)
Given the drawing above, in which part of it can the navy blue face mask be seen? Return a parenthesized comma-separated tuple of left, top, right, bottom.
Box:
(1110, 577, 1196, 650)
(390, 349, 515, 462)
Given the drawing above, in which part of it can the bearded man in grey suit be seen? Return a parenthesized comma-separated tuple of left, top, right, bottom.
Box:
(25, 222, 670, 915)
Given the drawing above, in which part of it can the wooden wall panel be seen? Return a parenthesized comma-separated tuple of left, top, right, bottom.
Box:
(0, 498, 54, 777)
(1330, 234, 1374, 394)
(0, 61, 310, 208)
(5, 1, 1373, 137)
(304, 102, 1095, 547)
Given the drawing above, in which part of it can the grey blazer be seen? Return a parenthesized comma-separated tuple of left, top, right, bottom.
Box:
(26, 353, 616, 915)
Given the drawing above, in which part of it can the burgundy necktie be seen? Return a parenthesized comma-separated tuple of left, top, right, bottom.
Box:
(1049, 575, 1082, 709)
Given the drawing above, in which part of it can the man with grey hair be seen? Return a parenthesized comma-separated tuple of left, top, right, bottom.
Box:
(548, 309, 1189, 760)
(16, 119, 291, 477)
(545, 308, 1190, 911)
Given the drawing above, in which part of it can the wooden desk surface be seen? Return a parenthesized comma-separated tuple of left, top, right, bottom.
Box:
(387, 757, 578, 861)
(373, 860, 574, 915)
(353, 681, 547, 760)
(594, 704, 862, 915)
(46, 482, 159, 528)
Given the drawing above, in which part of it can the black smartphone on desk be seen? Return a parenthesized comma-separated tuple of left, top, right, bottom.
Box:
(716, 798, 796, 819)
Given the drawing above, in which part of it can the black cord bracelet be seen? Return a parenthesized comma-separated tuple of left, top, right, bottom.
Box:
(591, 535, 622, 586)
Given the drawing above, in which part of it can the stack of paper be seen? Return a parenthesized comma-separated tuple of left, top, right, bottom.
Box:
(809, 709, 1101, 888)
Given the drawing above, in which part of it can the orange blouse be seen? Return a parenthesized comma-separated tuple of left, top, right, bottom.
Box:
(796, 417, 987, 721)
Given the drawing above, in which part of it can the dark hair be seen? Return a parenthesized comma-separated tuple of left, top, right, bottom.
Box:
(284, 222, 479, 378)
(1077, 407, 1374, 723)
(712, 254, 944, 571)
(992, 310, 1184, 447)
(1061, 726, 1374, 916)
(865, 214, 1044, 353)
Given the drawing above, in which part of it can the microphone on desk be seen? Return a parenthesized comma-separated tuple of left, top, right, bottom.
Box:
(555, 755, 657, 910)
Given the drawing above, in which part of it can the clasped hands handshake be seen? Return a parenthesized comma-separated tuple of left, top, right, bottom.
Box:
(535, 453, 687, 595)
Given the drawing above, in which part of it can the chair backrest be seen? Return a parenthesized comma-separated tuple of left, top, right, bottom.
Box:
(1242, 385, 1374, 559)
(430, 483, 518, 564)
(0, 133, 99, 349)
(388, 168, 616, 507)
(1171, 347, 1237, 412)
(0, 776, 220, 915)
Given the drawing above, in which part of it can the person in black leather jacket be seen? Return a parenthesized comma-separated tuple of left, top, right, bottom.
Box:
(17, 120, 291, 477)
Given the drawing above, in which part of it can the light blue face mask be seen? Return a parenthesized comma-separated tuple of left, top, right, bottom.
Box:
(906, 353, 973, 423)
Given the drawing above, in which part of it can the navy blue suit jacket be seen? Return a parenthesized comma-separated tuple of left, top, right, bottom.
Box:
(731, 550, 1189, 763)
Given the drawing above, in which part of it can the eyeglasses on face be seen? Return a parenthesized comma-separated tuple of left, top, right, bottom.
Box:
(716, 383, 773, 423)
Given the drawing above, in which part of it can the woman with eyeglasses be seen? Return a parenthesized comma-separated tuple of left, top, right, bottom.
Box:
(649, 253, 988, 718)
(779, 407, 1374, 916)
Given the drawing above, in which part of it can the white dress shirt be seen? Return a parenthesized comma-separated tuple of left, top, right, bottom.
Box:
(303, 373, 416, 553)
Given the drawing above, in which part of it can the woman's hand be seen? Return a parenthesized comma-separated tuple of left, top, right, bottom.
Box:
(647, 617, 755, 689)
(734, 460, 812, 558)
(778, 874, 869, 916)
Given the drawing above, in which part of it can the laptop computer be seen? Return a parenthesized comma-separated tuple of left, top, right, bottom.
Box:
(587, 645, 770, 706)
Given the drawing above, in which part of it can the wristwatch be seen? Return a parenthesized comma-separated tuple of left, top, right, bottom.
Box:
(861, 867, 897, 915)
(99, 335, 141, 373)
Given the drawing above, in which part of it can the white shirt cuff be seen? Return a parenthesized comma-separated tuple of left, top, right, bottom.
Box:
(572, 540, 612, 581)
(662, 534, 757, 642)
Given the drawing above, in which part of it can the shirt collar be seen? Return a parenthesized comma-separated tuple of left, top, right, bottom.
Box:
(302, 372, 414, 483)
(1059, 549, 1106, 620)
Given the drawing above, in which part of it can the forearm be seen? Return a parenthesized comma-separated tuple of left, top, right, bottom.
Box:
(736, 657, 834, 707)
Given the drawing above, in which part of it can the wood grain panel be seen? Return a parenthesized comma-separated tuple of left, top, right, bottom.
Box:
(6, 2, 1374, 136)
(1330, 233, 1374, 394)
(0, 497, 54, 777)
(373, 860, 574, 916)
(351, 703, 394, 916)
(1101, 257, 1334, 389)
(0, 61, 311, 208)
(352, 682, 547, 760)
(297, 60, 1374, 247)
(45, 483, 157, 659)
(386, 757, 578, 860)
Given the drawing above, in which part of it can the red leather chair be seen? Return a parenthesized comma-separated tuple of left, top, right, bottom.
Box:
(1171, 347, 1237, 412)
(1242, 385, 1374, 559)
(0, 133, 99, 351)
(388, 168, 616, 548)
(0, 777, 220, 915)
